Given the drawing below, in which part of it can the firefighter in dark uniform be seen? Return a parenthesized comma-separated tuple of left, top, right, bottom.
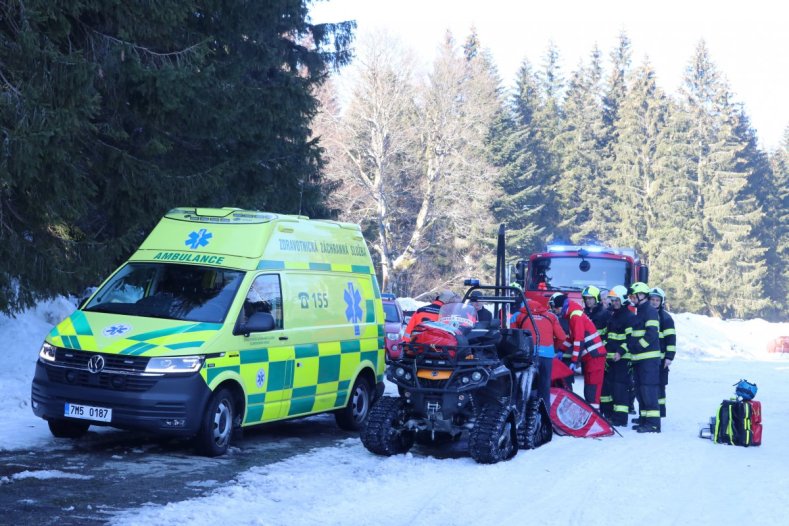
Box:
(650, 287, 676, 418)
(582, 285, 611, 338)
(600, 286, 635, 425)
(628, 282, 662, 433)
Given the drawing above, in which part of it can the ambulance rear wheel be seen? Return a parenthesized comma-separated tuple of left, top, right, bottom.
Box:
(335, 376, 372, 431)
(196, 387, 234, 457)
(48, 419, 89, 438)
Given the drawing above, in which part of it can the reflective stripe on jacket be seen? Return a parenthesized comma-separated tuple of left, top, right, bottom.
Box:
(403, 300, 444, 339)
(605, 306, 636, 360)
(562, 301, 605, 363)
(657, 308, 676, 361)
(629, 301, 661, 361)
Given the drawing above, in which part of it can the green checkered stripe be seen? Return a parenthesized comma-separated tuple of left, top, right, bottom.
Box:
(239, 338, 382, 424)
(257, 259, 378, 287)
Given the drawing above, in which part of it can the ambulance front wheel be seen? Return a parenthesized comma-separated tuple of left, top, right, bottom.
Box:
(335, 376, 372, 431)
(195, 387, 235, 457)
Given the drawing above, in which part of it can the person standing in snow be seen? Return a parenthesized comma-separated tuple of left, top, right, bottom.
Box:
(601, 286, 636, 425)
(628, 282, 662, 433)
(582, 285, 611, 340)
(550, 294, 606, 409)
(650, 287, 676, 419)
(514, 299, 567, 408)
(548, 292, 574, 387)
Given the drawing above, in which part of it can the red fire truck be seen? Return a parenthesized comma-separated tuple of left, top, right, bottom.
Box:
(513, 244, 649, 306)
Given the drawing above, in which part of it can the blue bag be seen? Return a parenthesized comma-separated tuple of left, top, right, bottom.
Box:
(734, 379, 757, 400)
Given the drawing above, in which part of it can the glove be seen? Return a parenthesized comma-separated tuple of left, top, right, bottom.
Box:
(569, 363, 577, 373)
(664, 359, 672, 369)
(556, 351, 564, 361)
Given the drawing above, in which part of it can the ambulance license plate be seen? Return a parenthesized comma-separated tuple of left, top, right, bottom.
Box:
(64, 403, 112, 422)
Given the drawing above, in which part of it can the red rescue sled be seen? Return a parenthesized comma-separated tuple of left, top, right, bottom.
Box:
(549, 387, 614, 438)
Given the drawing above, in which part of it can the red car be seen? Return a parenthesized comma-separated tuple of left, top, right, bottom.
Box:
(382, 293, 405, 360)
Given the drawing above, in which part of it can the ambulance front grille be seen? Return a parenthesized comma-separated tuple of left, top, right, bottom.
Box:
(46, 348, 157, 392)
(55, 348, 149, 373)
(45, 366, 159, 392)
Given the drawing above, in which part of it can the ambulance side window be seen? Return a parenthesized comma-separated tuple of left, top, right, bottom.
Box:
(243, 274, 283, 330)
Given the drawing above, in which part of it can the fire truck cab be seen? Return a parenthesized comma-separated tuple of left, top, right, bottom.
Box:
(514, 244, 649, 306)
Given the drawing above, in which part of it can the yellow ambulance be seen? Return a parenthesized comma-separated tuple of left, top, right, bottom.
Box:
(31, 208, 385, 455)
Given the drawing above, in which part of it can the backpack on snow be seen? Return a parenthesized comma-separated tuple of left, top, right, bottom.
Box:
(699, 398, 762, 447)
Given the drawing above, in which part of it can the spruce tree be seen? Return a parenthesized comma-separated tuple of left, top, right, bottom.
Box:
(763, 127, 789, 319)
(555, 47, 612, 244)
(609, 60, 671, 257)
(489, 60, 548, 257)
(670, 42, 768, 317)
(0, 0, 354, 313)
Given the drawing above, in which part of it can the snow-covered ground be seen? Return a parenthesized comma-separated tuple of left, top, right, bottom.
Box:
(3, 299, 789, 525)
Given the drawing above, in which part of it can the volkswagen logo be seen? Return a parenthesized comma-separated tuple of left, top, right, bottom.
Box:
(431, 370, 438, 377)
(87, 355, 105, 374)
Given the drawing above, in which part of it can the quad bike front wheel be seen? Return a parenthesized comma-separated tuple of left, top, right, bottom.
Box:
(360, 396, 415, 456)
(469, 402, 518, 464)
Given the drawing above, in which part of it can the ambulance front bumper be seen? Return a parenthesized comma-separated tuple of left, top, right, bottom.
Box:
(31, 360, 212, 436)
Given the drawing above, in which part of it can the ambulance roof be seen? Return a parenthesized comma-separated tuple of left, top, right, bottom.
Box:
(131, 207, 371, 271)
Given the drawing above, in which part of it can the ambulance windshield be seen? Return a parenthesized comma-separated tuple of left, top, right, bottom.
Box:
(84, 263, 244, 323)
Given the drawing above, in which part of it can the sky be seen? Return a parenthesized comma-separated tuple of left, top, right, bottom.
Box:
(309, 0, 788, 151)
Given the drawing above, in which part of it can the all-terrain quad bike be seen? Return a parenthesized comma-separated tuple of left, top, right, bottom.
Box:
(360, 284, 552, 464)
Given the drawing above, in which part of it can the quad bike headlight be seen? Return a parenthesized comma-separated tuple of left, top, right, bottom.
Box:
(471, 371, 483, 382)
(395, 367, 406, 377)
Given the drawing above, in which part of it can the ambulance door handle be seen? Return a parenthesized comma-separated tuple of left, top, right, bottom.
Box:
(279, 336, 289, 341)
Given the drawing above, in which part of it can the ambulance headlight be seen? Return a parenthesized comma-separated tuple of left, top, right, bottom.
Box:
(39, 342, 57, 362)
(145, 356, 204, 374)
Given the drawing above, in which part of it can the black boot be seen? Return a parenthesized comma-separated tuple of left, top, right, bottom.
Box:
(636, 424, 660, 433)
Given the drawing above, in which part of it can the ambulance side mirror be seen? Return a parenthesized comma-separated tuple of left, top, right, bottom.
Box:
(238, 312, 275, 336)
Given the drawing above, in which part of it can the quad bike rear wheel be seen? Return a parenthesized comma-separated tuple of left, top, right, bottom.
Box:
(469, 402, 518, 464)
(518, 397, 553, 449)
(360, 396, 415, 456)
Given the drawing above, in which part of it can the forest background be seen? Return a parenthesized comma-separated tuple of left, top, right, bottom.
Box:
(1, 1, 787, 320)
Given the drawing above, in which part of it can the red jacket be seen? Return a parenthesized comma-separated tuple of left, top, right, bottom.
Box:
(404, 300, 444, 339)
(514, 300, 567, 353)
(562, 301, 605, 364)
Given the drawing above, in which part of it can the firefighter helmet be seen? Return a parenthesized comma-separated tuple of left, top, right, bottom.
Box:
(607, 285, 629, 304)
(649, 287, 666, 305)
(549, 293, 567, 309)
(629, 282, 650, 296)
(581, 285, 601, 302)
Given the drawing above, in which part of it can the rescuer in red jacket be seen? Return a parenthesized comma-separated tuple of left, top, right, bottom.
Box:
(403, 289, 456, 340)
(550, 294, 606, 409)
(513, 299, 567, 408)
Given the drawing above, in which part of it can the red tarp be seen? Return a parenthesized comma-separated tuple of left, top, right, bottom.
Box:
(548, 387, 614, 438)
